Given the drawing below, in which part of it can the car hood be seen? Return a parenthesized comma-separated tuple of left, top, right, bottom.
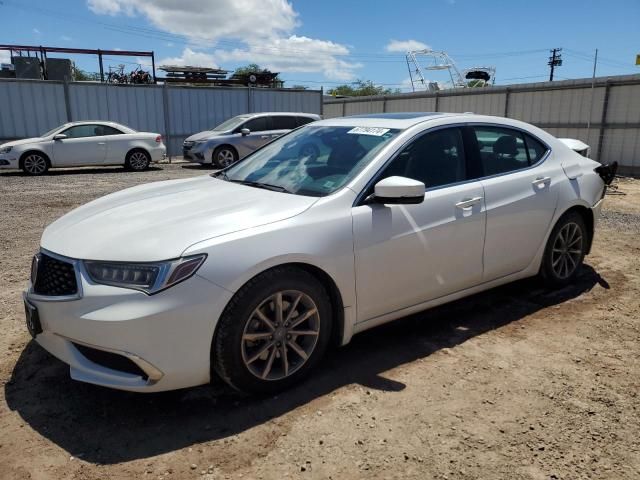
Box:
(41, 176, 318, 262)
(185, 131, 229, 142)
(1, 137, 46, 148)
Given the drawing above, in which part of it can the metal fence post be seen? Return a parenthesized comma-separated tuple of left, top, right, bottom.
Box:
(320, 87, 324, 116)
(247, 86, 253, 113)
(162, 82, 172, 162)
(342, 101, 346, 117)
(596, 80, 611, 163)
(434, 92, 439, 112)
(62, 76, 72, 122)
(383, 95, 387, 113)
(504, 87, 510, 118)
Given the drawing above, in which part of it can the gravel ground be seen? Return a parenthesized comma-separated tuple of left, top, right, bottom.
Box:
(0, 165, 639, 480)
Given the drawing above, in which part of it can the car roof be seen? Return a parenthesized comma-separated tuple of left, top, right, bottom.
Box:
(245, 112, 321, 119)
(314, 112, 460, 129)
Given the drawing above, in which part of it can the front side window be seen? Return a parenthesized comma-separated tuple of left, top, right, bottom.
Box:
(297, 116, 316, 127)
(221, 125, 400, 197)
(473, 126, 546, 176)
(62, 124, 104, 138)
(243, 117, 270, 132)
(378, 127, 466, 189)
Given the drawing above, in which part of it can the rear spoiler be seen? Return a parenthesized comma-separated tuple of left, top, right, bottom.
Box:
(594, 161, 618, 185)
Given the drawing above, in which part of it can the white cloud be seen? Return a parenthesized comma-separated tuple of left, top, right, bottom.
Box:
(88, 0, 297, 43)
(87, 0, 360, 80)
(158, 48, 218, 69)
(61, 35, 72, 41)
(33, 28, 42, 35)
(214, 36, 361, 81)
(385, 39, 430, 53)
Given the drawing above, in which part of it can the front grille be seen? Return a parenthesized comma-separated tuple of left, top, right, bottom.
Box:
(32, 253, 78, 296)
(73, 343, 148, 379)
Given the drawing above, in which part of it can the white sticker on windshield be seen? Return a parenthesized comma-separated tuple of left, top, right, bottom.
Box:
(347, 126, 390, 136)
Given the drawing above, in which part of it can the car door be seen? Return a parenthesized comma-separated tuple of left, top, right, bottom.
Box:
(269, 115, 298, 139)
(100, 125, 129, 163)
(470, 125, 560, 281)
(52, 124, 108, 166)
(352, 126, 487, 322)
(234, 116, 272, 157)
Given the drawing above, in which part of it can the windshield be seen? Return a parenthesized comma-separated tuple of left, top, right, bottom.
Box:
(212, 115, 249, 132)
(41, 125, 66, 137)
(220, 125, 401, 197)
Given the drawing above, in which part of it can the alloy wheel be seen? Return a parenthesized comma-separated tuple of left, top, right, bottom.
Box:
(217, 149, 235, 167)
(23, 154, 47, 175)
(129, 152, 149, 170)
(241, 290, 320, 381)
(551, 222, 583, 279)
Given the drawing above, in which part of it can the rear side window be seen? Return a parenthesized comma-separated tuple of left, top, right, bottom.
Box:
(523, 133, 548, 164)
(271, 116, 298, 130)
(102, 126, 124, 135)
(243, 117, 270, 132)
(297, 116, 316, 127)
(379, 127, 466, 189)
(473, 126, 544, 176)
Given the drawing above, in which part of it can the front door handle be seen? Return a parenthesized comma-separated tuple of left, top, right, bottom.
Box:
(532, 176, 551, 187)
(97, 142, 106, 145)
(455, 197, 483, 209)
(260, 135, 270, 139)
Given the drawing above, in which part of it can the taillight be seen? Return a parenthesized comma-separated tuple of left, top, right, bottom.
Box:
(155, 135, 163, 143)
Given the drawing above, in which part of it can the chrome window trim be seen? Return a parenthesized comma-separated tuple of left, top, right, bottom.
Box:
(27, 248, 84, 302)
(353, 122, 553, 206)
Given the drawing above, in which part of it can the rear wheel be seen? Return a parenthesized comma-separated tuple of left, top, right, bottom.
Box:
(21, 152, 49, 176)
(125, 150, 151, 171)
(540, 211, 587, 287)
(213, 266, 332, 394)
(212, 146, 238, 169)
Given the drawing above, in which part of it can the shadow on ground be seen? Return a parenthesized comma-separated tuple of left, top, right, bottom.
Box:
(5, 265, 608, 464)
(0, 166, 163, 177)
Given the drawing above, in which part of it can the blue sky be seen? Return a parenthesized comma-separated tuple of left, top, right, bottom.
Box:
(1, 0, 638, 91)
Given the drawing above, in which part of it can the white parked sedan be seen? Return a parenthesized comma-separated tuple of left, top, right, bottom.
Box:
(0, 121, 166, 175)
(23, 113, 616, 394)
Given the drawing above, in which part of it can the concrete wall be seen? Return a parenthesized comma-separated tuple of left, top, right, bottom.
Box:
(324, 75, 640, 175)
(0, 79, 323, 156)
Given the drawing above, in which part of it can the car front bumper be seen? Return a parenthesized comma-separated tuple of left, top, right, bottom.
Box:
(0, 153, 19, 169)
(24, 250, 233, 392)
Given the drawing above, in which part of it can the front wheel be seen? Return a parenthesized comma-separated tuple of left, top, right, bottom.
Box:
(125, 150, 151, 171)
(212, 146, 238, 169)
(539, 211, 587, 287)
(213, 266, 332, 394)
(21, 152, 49, 176)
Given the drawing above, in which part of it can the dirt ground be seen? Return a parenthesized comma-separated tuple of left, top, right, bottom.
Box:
(0, 164, 638, 480)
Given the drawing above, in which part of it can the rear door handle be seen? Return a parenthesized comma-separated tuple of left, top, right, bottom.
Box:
(455, 197, 483, 209)
(532, 176, 551, 187)
(97, 142, 106, 145)
(260, 135, 270, 139)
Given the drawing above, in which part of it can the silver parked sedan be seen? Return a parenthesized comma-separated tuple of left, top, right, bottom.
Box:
(183, 112, 320, 168)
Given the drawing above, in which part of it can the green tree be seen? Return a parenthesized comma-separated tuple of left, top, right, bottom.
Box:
(328, 79, 399, 97)
(73, 67, 100, 81)
(231, 63, 280, 80)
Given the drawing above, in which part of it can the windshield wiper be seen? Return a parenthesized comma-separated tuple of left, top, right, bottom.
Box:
(212, 170, 229, 180)
(228, 179, 292, 194)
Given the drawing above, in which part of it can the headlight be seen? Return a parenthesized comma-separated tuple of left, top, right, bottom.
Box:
(84, 254, 206, 294)
(0, 146, 12, 154)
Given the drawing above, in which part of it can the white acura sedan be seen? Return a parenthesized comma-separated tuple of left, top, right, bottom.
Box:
(24, 113, 616, 393)
(0, 121, 166, 175)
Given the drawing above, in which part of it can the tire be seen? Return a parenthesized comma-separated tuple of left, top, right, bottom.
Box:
(21, 152, 50, 176)
(125, 149, 151, 171)
(212, 146, 238, 169)
(213, 266, 333, 394)
(539, 211, 587, 288)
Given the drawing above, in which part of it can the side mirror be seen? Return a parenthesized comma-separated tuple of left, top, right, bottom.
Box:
(372, 176, 425, 204)
(240, 128, 250, 136)
(53, 134, 67, 141)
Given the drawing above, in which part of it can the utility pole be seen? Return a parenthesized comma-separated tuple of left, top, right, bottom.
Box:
(548, 48, 563, 81)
